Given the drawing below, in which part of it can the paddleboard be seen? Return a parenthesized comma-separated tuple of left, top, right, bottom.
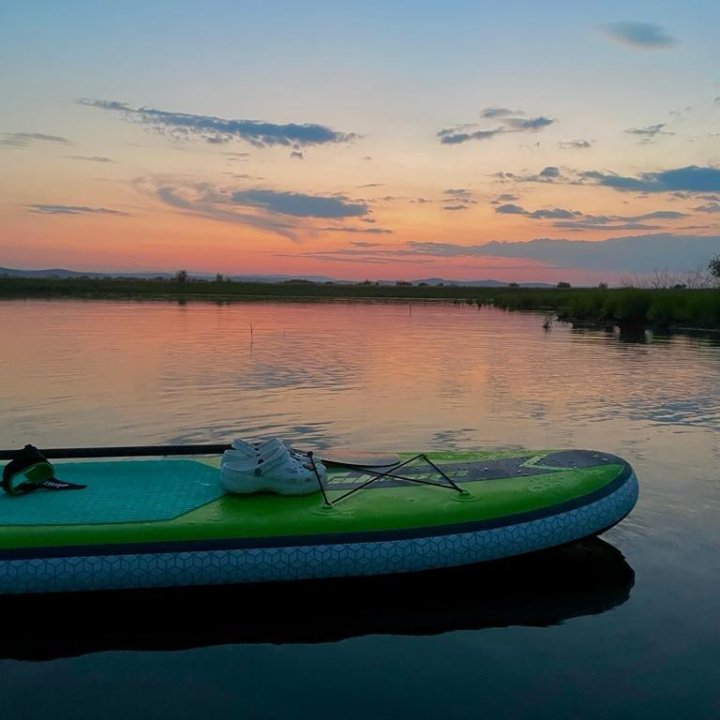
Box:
(0, 447, 638, 595)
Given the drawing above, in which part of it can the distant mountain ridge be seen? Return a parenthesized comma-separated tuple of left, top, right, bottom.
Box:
(0, 267, 109, 279)
(0, 267, 551, 287)
(0, 267, 332, 282)
(412, 277, 551, 288)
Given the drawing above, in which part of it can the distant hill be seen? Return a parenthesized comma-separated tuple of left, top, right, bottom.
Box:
(228, 273, 339, 284)
(0, 267, 108, 279)
(411, 277, 552, 288)
(0, 267, 550, 287)
(0, 267, 338, 283)
(0, 267, 174, 280)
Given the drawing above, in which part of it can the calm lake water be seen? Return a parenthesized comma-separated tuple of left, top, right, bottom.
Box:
(1, 299, 719, 719)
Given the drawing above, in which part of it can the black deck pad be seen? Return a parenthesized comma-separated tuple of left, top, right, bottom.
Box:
(327, 450, 625, 491)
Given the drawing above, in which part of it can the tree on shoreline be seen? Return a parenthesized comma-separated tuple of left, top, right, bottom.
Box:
(710, 255, 720, 281)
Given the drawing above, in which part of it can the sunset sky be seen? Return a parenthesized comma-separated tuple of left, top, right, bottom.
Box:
(1, 0, 719, 284)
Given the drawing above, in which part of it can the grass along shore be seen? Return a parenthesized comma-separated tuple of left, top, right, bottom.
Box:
(1, 276, 720, 331)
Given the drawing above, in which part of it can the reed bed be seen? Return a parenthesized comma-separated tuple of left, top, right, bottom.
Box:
(2, 277, 719, 331)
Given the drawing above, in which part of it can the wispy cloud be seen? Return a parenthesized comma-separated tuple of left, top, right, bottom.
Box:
(552, 222, 660, 231)
(444, 189, 476, 203)
(442, 188, 477, 210)
(282, 246, 539, 269)
(77, 98, 357, 148)
(438, 127, 503, 144)
(230, 189, 367, 218)
(496, 204, 581, 220)
(223, 172, 264, 180)
(490, 193, 520, 205)
(28, 204, 129, 216)
(494, 166, 563, 183)
(669, 106, 693, 120)
(438, 109, 555, 145)
(285, 234, 719, 274)
(149, 181, 297, 239)
(430, 234, 718, 272)
(502, 117, 554, 131)
(274, 249, 427, 267)
(582, 166, 720, 193)
(495, 165, 720, 194)
(479, 107, 518, 119)
(602, 22, 676, 49)
(320, 226, 392, 234)
(495, 201, 686, 229)
(559, 139, 593, 150)
(66, 155, 115, 163)
(553, 213, 686, 232)
(145, 179, 370, 239)
(694, 202, 720, 214)
(1, 132, 70, 147)
(625, 123, 674, 143)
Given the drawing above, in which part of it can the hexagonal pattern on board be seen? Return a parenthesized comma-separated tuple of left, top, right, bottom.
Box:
(0, 474, 638, 594)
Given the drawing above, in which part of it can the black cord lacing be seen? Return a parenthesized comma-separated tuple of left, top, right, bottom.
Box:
(307, 451, 333, 506)
(312, 453, 465, 507)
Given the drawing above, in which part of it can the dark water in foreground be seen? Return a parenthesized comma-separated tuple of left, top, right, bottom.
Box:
(0, 300, 719, 719)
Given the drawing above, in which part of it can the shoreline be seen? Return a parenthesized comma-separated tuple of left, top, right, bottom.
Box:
(1, 277, 719, 332)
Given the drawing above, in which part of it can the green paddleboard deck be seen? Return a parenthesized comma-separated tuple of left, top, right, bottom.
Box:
(0, 449, 629, 552)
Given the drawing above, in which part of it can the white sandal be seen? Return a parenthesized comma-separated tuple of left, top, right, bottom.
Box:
(224, 437, 314, 465)
(221, 442, 326, 496)
(222, 437, 288, 465)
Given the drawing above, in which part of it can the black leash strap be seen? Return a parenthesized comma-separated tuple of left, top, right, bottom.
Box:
(2, 444, 87, 496)
(15, 478, 88, 494)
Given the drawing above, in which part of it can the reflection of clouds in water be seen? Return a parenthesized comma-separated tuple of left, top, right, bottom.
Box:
(560, 336, 720, 430)
(573, 395, 720, 429)
(528, 402, 548, 420)
(168, 421, 335, 449)
(430, 428, 478, 449)
(159, 333, 363, 393)
(4, 301, 720, 453)
(240, 361, 360, 391)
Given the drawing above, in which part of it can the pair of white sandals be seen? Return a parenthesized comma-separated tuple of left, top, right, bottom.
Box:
(220, 438, 326, 496)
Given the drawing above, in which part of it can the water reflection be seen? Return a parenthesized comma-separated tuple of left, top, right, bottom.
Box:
(0, 303, 717, 454)
(0, 538, 633, 661)
(1, 299, 720, 460)
(616, 328, 653, 344)
(2, 300, 718, 719)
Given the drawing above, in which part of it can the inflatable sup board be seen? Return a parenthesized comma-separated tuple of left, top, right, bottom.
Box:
(0, 446, 638, 594)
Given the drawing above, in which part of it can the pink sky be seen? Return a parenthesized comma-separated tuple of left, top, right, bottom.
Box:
(2, 4, 719, 284)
